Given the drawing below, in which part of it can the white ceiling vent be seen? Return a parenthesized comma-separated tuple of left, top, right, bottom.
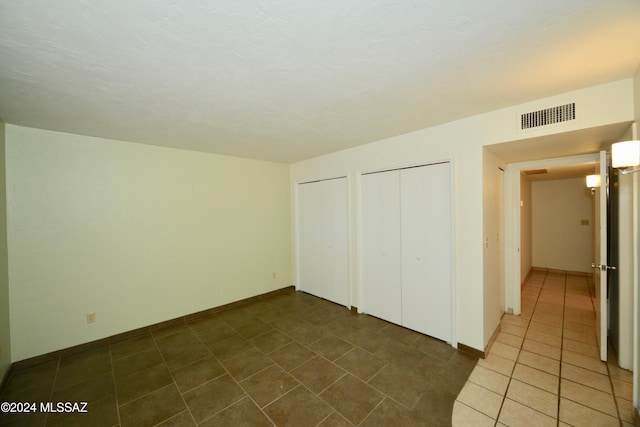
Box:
(520, 103, 575, 130)
(523, 169, 548, 176)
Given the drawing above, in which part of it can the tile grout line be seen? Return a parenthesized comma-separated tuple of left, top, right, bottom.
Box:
(582, 270, 624, 424)
(284, 309, 439, 424)
(196, 305, 321, 424)
(458, 271, 626, 426)
(493, 269, 547, 426)
(302, 325, 400, 425)
(108, 342, 123, 427)
(604, 341, 623, 422)
(357, 397, 386, 427)
(196, 307, 301, 426)
(214, 314, 282, 427)
(560, 273, 626, 425)
(149, 328, 200, 427)
(556, 270, 567, 427)
(44, 354, 61, 426)
(196, 305, 350, 425)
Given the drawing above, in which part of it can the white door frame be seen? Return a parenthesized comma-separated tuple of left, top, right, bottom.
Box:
(504, 153, 598, 314)
(595, 150, 608, 361)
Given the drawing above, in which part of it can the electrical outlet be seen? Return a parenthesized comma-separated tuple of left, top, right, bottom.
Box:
(86, 312, 96, 323)
(0, 345, 3, 360)
(272, 272, 277, 279)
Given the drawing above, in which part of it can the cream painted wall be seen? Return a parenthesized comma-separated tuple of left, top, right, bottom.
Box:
(292, 79, 635, 351)
(520, 174, 533, 282)
(6, 125, 292, 361)
(482, 148, 505, 346)
(532, 178, 593, 272)
(0, 121, 10, 380)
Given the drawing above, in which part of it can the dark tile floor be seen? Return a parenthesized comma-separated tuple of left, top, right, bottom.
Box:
(0, 290, 478, 426)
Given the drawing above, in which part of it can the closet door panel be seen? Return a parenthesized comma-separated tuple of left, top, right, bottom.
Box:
(361, 171, 402, 324)
(400, 163, 452, 341)
(326, 178, 350, 306)
(297, 178, 349, 306)
(298, 182, 324, 298)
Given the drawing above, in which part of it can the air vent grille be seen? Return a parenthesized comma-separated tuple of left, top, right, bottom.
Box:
(523, 169, 548, 176)
(520, 103, 575, 130)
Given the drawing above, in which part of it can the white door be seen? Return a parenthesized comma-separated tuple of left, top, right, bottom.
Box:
(400, 163, 452, 341)
(325, 178, 350, 306)
(298, 178, 349, 306)
(298, 182, 323, 298)
(594, 150, 608, 361)
(361, 170, 402, 324)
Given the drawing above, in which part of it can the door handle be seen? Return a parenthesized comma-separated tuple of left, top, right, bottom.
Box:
(591, 263, 617, 271)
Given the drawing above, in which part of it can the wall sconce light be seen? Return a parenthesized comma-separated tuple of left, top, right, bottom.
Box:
(586, 174, 600, 194)
(586, 174, 601, 188)
(612, 140, 640, 174)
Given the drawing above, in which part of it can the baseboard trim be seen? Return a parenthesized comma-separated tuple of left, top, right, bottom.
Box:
(0, 364, 12, 394)
(484, 321, 501, 358)
(10, 285, 295, 373)
(458, 342, 485, 359)
(521, 267, 532, 288)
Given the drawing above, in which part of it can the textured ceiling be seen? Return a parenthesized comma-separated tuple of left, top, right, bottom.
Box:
(1, 1, 640, 163)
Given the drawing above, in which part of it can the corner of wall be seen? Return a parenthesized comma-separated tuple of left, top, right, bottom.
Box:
(482, 147, 506, 348)
(0, 120, 11, 383)
(632, 63, 640, 414)
(635, 65, 640, 124)
(520, 173, 533, 282)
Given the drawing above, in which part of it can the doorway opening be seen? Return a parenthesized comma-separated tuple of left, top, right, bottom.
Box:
(499, 151, 632, 369)
(503, 154, 598, 317)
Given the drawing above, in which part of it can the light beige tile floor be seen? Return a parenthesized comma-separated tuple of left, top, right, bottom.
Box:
(452, 269, 635, 427)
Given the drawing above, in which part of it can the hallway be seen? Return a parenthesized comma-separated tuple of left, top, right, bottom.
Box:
(453, 269, 634, 426)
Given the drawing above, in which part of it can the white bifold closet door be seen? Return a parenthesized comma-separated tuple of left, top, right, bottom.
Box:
(360, 170, 402, 325)
(297, 178, 349, 307)
(400, 164, 452, 341)
(361, 162, 452, 342)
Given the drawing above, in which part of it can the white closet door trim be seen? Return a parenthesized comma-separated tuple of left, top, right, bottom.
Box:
(361, 160, 450, 176)
(299, 176, 348, 185)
